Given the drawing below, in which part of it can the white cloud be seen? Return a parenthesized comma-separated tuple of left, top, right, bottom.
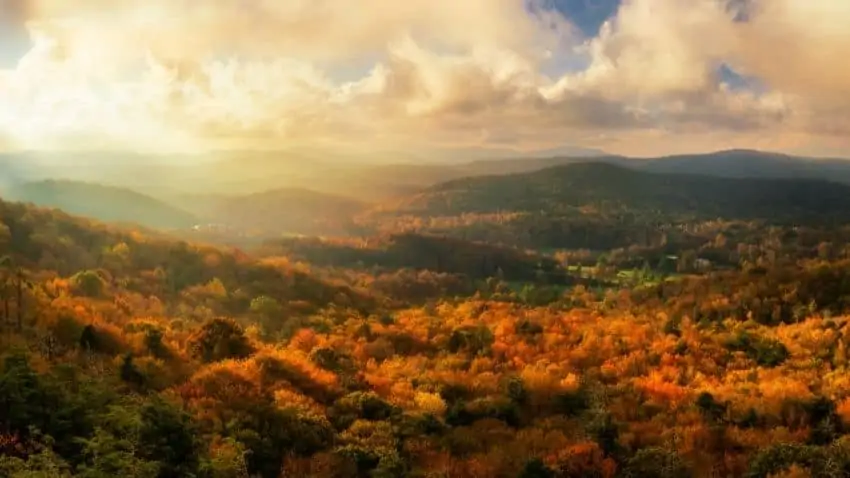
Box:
(0, 0, 848, 156)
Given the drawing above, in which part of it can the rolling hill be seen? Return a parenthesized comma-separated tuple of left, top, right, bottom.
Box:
(393, 162, 850, 220)
(356, 162, 850, 251)
(314, 150, 850, 202)
(256, 233, 571, 283)
(0, 193, 374, 316)
(6, 149, 850, 202)
(459, 149, 850, 184)
(638, 149, 850, 181)
(171, 187, 369, 235)
(0, 180, 199, 230)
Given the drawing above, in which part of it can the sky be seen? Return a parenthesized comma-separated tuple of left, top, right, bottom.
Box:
(0, 0, 849, 158)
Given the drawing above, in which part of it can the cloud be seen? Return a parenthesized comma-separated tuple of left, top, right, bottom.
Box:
(0, 0, 31, 26)
(0, 0, 848, 156)
(729, 1, 850, 138)
(0, 0, 33, 67)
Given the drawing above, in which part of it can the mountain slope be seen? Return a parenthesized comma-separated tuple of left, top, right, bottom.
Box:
(257, 233, 569, 283)
(172, 187, 368, 235)
(460, 150, 850, 183)
(348, 150, 850, 196)
(6, 149, 850, 201)
(1, 180, 198, 230)
(0, 195, 372, 307)
(638, 149, 850, 181)
(6, 149, 850, 206)
(391, 162, 850, 221)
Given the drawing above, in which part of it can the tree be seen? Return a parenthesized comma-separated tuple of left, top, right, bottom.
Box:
(745, 444, 821, 478)
(137, 398, 201, 478)
(0, 223, 10, 253)
(447, 325, 494, 355)
(623, 447, 689, 478)
(329, 392, 397, 430)
(119, 353, 146, 389)
(75, 420, 160, 478)
(0, 258, 35, 331)
(519, 458, 556, 478)
(836, 339, 848, 368)
(70, 270, 106, 298)
(0, 255, 34, 331)
(249, 296, 285, 336)
(185, 370, 332, 478)
(12, 267, 32, 331)
(0, 255, 10, 325)
(0, 353, 93, 459)
(0, 440, 73, 477)
(143, 328, 168, 359)
(310, 347, 356, 375)
(696, 392, 726, 423)
(188, 318, 255, 363)
(201, 438, 250, 478)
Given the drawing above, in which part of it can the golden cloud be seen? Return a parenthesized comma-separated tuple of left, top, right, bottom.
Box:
(0, 0, 848, 156)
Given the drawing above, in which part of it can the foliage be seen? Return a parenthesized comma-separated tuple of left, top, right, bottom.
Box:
(188, 318, 256, 363)
(6, 189, 850, 478)
(724, 331, 789, 367)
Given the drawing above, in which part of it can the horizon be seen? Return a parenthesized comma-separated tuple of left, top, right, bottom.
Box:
(0, 1, 848, 159)
(2, 146, 849, 165)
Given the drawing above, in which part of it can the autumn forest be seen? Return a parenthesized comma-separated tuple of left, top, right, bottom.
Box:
(5, 154, 850, 478)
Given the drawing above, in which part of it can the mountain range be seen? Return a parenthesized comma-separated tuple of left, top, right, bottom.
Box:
(3, 148, 850, 237)
(393, 161, 850, 221)
(0, 180, 199, 230)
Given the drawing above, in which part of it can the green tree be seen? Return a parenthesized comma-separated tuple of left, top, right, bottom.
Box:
(0, 353, 95, 462)
(70, 270, 106, 298)
(0, 255, 11, 324)
(0, 437, 73, 477)
(200, 438, 249, 478)
(745, 443, 820, 478)
(0, 257, 33, 330)
(137, 397, 202, 478)
(623, 447, 690, 478)
(76, 425, 160, 478)
(329, 392, 397, 430)
(0, 223, 10, 253)
(12, 267, 33, 331)
(249, 296, 285, 336)
(519, 458, 556, 478)
(188, 318, 255, 363)
(447, 325, 494, 355)
(143, 328, 168, 359)
(119, 353, 146, 389)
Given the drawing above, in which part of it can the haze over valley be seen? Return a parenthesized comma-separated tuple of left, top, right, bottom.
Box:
(6, 149, 850, 245)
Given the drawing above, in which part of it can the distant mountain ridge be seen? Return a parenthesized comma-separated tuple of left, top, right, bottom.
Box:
(459, 149, 850, 181)
(391, 161, 850, 222)
(3, 148, 850, 205)
(637, 149, 850, 181)
(0, 180, 198, 230)
(0, 178, 370, 237)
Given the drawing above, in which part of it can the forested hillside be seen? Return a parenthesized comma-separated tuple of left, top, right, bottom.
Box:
(1, 180, 198, 230)
(356, 163, 850, 253)
(12, 149, 850, 202)
(5, 169, 850, 478)
(256, 234, 567, 283)
(171, 188, 368, 236)
(393, 162, 850, 219)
